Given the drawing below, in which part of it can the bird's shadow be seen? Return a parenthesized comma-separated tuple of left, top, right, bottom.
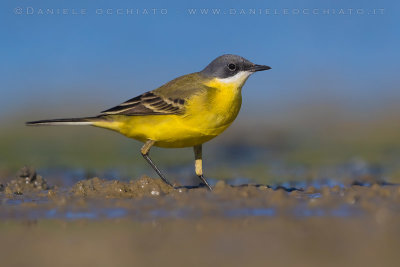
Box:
(176, 183, 303, 192)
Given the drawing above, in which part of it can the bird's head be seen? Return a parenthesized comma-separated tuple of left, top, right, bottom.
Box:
(200, 54, 271, 87)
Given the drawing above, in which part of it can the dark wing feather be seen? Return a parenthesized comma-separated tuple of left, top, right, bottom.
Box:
(101, 92, 184, 116)
(101, 73, 211, 116)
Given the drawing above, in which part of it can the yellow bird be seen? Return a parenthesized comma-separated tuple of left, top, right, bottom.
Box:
(27, 54, 271, 190)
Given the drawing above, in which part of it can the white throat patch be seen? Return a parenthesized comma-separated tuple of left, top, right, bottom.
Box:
(215, 71, 252, 85)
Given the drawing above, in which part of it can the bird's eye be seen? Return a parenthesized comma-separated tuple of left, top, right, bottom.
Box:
(228, 63, 236, 71)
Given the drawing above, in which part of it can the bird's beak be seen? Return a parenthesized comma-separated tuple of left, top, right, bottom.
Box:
(251, 64, 271, 72)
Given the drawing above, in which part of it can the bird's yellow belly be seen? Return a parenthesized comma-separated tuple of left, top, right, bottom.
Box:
(94, 112, 234, 148)
(93, 82, 243, 148)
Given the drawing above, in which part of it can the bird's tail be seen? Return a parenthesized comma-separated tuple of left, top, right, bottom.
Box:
(26, 116, 105, 126)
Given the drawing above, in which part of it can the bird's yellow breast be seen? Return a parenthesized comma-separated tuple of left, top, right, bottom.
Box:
(191, 77, 244, 128)
(93, 75, 248, 148)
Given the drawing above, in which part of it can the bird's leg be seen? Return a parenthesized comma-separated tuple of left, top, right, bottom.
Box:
(193, 145, 212, 190)
(141, 140, 174, 188)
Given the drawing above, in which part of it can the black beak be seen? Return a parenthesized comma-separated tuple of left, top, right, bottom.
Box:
(251, 64, 271, 72)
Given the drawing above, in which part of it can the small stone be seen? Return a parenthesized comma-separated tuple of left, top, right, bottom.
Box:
(151, 190, 160, 196)
(258, 185, 269, 191)
(214, 180, 227, 190)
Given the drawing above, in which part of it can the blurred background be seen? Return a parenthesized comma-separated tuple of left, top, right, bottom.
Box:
(1, 0, 400, 184)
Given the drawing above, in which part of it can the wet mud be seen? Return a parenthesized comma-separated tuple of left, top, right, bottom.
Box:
(1, 167, 400, 266)
(2, 166, 48, 195)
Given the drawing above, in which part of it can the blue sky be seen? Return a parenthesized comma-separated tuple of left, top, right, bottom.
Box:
(1, 0, 399, 121)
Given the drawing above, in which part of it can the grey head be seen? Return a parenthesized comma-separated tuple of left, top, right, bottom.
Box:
(200, 54, 271, 79)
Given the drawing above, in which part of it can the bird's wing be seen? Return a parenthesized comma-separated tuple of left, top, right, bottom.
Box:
(100, 91, 184, 115)
(101, 73, 210, 116)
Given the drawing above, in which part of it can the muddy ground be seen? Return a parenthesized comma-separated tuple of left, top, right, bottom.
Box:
(1, 167, 400, 267)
